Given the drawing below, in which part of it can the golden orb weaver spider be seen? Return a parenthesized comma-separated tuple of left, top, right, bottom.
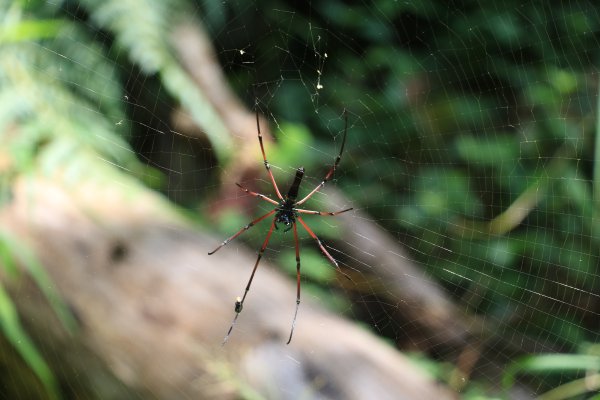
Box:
(209, 109, 352, 345)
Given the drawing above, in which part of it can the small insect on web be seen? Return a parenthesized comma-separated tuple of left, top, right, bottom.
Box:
(209, 108, 353, 345)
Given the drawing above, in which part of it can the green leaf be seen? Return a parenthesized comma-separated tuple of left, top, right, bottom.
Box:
(0, 19, 64, 43)
(548, 68, 578, 95)
(503, 354, 600, 390)
(455, 134, 519, 168)
(269, 121, 315, 173)
(0, 283, 60, 400)
(0, 236, 19, 279)
(416, 168, 484, 218)
(0, 229, 76, 333)
(278, 248, 335, 284)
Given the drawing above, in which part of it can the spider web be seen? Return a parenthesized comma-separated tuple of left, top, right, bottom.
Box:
(137, 3, 600, 396)
(6, 1, 600, 399)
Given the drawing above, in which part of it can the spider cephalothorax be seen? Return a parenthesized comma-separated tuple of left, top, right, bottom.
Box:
(209, 109, 352, 345)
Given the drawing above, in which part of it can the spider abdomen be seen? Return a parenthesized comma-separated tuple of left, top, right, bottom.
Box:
(286, 167, 305, 201)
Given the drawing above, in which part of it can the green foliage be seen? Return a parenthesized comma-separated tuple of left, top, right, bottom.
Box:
(0, 7, 116, 397)
(79, 0, 234, 162)
(278, 247, 335, 283)
(4, 0, 600, 397)
(455, 134, 520, 168)
(0, 282, 59, 400)
(503, 353, 600, 396)
(0, 1, 187, 397)
(0, 230, 76, 333)
(0, 228, 73, 400)
(268, 121, 316, 172)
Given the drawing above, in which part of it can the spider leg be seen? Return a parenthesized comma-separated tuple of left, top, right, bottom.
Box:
(208, 209, 276, 255)
(287, 222, 301, 344)
(296, 110, 348, 206)
(222, 218, 277, 345)
(236, 182, 279, 205)
(256, 109, 284, 200)
(296, 216, 352, 281)
(295, 207, 353, 216)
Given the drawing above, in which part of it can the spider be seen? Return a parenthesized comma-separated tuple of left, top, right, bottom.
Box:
(209, 109, 352, 345)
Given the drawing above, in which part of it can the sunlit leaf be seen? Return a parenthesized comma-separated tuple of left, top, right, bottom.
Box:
(0, 283, 60, 400)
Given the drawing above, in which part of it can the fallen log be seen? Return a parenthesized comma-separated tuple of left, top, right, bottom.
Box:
(1, 169, 455, 399)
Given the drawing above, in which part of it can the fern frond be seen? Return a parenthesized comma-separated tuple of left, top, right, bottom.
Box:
(0, 11, 146, 398)
(80, 0, 234, 162)
(0, 37, 136, 174)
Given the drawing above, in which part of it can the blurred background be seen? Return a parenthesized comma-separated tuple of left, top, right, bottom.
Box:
(2, 0, 600, 399)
